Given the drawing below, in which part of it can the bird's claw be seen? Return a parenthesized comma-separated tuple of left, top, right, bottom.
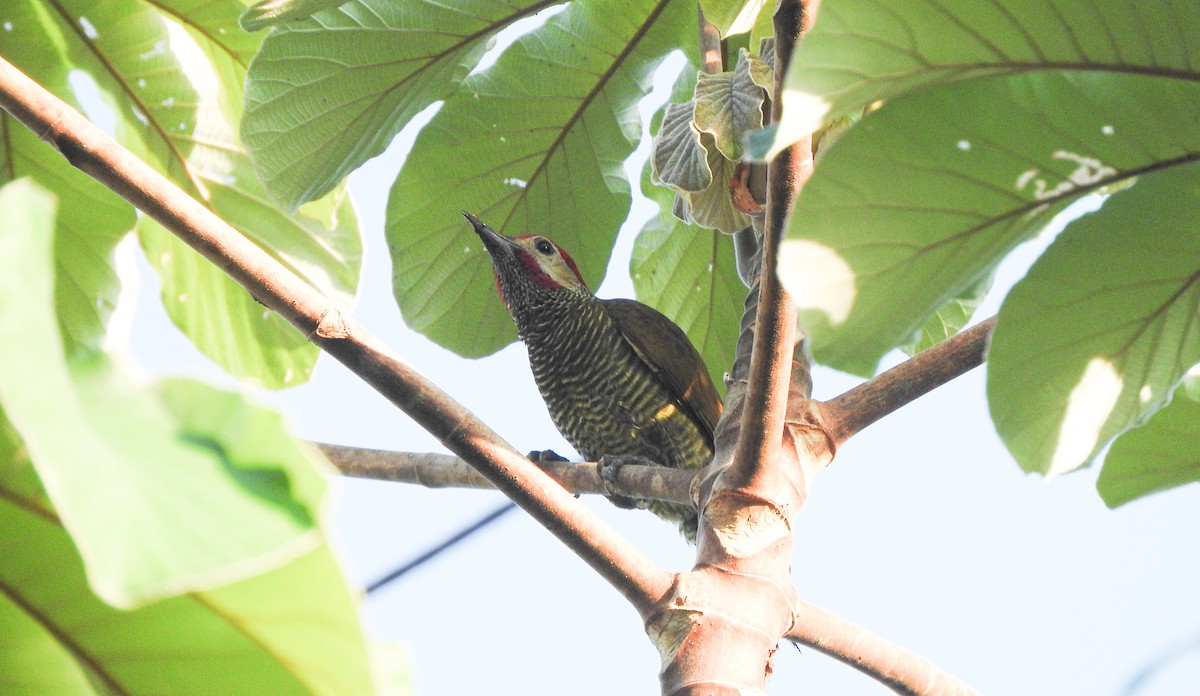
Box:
(527, 449, 569, 468)
(597, 454, 656, 510)
(527, 449, 581, 498)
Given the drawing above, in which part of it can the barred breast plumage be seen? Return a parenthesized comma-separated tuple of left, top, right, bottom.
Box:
(465, 213, 722, 541)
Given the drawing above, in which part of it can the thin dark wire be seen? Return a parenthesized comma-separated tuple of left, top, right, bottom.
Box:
(365, 502, 518, 595)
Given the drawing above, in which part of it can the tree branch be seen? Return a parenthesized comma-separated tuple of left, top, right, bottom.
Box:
(321, 444, 694, 505)
(0, 55, 672, 616)
(820, 317, 996, 448)
(788, 600, 982, 696)
(724, 0, 814, 492)
(651, 3, 832, 694)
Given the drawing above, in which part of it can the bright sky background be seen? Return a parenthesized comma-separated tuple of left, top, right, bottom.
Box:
(122, 18, 1200, 696)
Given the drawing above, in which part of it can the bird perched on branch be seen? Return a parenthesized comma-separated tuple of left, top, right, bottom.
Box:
(464, 212, 722, 541)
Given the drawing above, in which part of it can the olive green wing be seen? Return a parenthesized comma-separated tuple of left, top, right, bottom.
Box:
(602, 299, 723, 441)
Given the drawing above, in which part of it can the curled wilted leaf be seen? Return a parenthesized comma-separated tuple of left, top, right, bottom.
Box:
(693, 50, 766, 161)
(747, 42, 774, 97)
(674, 133, 753, 234)
(652, 102, 714, 193)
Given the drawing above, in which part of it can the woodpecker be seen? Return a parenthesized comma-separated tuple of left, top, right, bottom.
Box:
(465, 212, 722, 541)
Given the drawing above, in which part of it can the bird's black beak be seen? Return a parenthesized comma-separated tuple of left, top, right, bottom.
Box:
(462, 211, 519, 259)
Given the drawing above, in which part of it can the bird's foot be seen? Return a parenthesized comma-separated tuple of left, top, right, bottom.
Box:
(527, 449, 570, 468)
(526, 449, 581, 498)
(597, 454, 658, 510)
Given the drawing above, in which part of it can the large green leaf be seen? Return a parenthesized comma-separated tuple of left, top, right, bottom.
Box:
(0, 12, 136, 357)
(633, 173, 742, 397)
(0, 459, 380, 695)
(987, 163, 1200, 479)
(137, 185, 359, 389)
(239, 0, 349, 31)
(699, 0, 767, 38)
(0, 179, 327, 608)
(760, 0, 1200, 159)
(387, 0, 696, 357)
(2, 0, 362, 388)
(777, 72, 1200, 376)
(243, 0, 558, 210)
(1096, 389, 1200, 508)
(7, 127, 132, 357)
(898, 272, 992, 358)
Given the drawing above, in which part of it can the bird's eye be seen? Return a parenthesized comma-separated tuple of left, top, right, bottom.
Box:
(534, 238, 555, 255)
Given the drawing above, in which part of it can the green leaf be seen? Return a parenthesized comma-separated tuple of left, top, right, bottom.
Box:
(387, 0, 696, 357)
(745, 42, 774, 97)
(633, 172, 742, 396)
(154, 0, 266, 64)
(2, 0, 362, 388)
(700, 0, 768, 38)
(748, 2, 774, 54)
(49, 177, 132, 358)
(778, 72, 1200, 376)
(1185, 372, 1200, 402)
(673, 134, 752, 234)
(899, 272, 992, 357)
(243, 0, 558, 211)
(199, 546, 379, 696)
(652, 102, 713, 193)
(764, 0, 1200, 159)
(1096, 391, 1200, 508)
(653, 50, 764, 235)
(138, 185, 360, 389)
(745, 121, 778, 161)
(693, 50, 765, 161)
(0, 412, 48, 511)
(240, 0, 349, 31)
(987, 163, 1200, 479)
(0, 179, 326, 607)
(0, 458, 378, 696)
(0, 20, 137, 357)
(811, 111, 861, 160)
(0, 466, 97, 694)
